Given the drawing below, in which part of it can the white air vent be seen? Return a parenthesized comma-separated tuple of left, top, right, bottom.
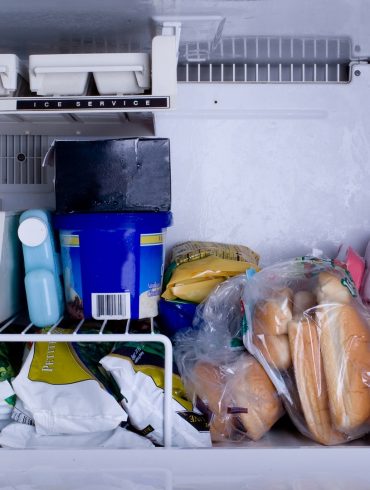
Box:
(0, 135, 50, 185)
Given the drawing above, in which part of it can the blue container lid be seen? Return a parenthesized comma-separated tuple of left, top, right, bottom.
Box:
(54, 212, 173, 230)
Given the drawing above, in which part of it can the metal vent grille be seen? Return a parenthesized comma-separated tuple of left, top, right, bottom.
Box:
(178, 62, 350, 83)
(0, 135, 50, 185)
(178, 36, 351, 83)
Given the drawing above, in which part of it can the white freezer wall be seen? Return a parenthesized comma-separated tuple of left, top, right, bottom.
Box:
(155, 65, 370, 265)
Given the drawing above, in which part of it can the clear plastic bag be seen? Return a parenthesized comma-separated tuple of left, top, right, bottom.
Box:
(242, 256, 370, 445)
(174, 275, 284, 443)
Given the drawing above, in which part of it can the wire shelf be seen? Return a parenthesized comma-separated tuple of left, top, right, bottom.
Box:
(0, 313, 174, 447)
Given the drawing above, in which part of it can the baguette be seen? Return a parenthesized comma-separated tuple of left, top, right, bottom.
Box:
(317, 303, 370, 434)
(288, 318, 346, 445)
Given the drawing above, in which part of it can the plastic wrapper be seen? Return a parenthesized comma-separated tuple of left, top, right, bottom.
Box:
(170, 240, 260, 266)
(174, 276, 284, 443)
(100, 342, 211, 448)
(162, 255, 258, 303)
(12, 328, 126, 435)
(242, 256, 370, 445)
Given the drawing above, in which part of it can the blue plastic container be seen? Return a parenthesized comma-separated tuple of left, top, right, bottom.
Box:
(18, 210, 64, 328)
(54, 213, 172, 321)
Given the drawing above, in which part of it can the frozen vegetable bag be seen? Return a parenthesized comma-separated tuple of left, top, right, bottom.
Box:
(12, 329, 126, 435)
(100, 342, 211, 447)
(242, 256, 370, 445)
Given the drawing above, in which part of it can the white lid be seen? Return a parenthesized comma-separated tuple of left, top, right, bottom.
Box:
(18, 217, 48, 247)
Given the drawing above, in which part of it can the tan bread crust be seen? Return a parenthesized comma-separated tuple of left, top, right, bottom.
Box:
(293, 291, 316, 318)
(229, 354, 284, 441)
(288, 319, 346, 445)
(192, 361, 233, 441)
(317, 304, 370, 433)
(315, 272, 352, 305)
(253, 333, 292, 370)
(254, 288, 293, 335)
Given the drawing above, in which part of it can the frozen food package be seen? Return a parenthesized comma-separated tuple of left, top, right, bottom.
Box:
(171, 241, 260, 266)
(12, 330, 126, 435)
(0, 343, 16, 422)
(100, 342, 211, 448)
(0, 422, 154, 449)
(162, 255, 258, 303)
(174, 275, 284, 443)
(242, 256, 370, 445)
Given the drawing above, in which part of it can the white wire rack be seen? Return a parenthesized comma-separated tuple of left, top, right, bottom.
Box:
(0, 314, 174, 448)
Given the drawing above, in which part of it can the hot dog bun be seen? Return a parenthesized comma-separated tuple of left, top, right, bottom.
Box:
(288, 318, 346, 445)
(253, 333, 292, 370)
(253, 288, 293, 335)
(317, 303, 370, 434)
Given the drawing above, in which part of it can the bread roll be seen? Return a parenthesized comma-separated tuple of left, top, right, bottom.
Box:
(253, 333, 292, 370)
(254, 288, 293, 335)
(317, 304, 370, 434)
(288, 318, 346, 445)
(191, 361, 234, 441)
(192, 355, 283, 442)
(229, 354, 284, 441)
(315, 272, 352, 305)
(293, 291, 316, 318)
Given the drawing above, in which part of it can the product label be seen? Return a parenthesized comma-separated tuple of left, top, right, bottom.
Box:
(139, 233, 164, 318)
(60, 232, 84, 320)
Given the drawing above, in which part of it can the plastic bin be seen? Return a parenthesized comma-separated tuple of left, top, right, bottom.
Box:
(54, 212, 172, 320)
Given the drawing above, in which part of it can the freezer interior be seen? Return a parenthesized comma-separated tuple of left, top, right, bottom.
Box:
(0, 0, 369, 487)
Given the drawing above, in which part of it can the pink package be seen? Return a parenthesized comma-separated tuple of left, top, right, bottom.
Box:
(361, 241, 370, 302)
(336, 244, 365, 292)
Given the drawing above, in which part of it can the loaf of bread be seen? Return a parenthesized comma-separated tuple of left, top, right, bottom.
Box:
(317, 303, 370, 434)
(288, 318, 346, 445)
(229, 354, 284, 441)
(191, 354, 283, 442)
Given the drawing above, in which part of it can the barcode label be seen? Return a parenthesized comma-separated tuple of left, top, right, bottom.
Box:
(92, 293, 131, 320)
(11, 408, 34, 426)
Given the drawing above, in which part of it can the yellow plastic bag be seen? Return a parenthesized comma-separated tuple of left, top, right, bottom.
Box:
(162, 255, 259, 303)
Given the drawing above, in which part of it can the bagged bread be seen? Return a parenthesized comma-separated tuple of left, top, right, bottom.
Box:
(174, 275, 283, 443)
(243, 256, 370, 445)
(187, 353, 284, 442)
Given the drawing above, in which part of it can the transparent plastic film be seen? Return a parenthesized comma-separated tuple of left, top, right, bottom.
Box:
(174, 275, 283, 444)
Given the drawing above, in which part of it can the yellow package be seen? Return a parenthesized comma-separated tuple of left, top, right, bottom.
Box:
(172, 241, 260, 266)
(162, 255, 259, 303)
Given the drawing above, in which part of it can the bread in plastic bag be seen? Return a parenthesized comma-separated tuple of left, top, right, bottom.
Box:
(242, 256, 370, 445)
(174, 275, 284, 443)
